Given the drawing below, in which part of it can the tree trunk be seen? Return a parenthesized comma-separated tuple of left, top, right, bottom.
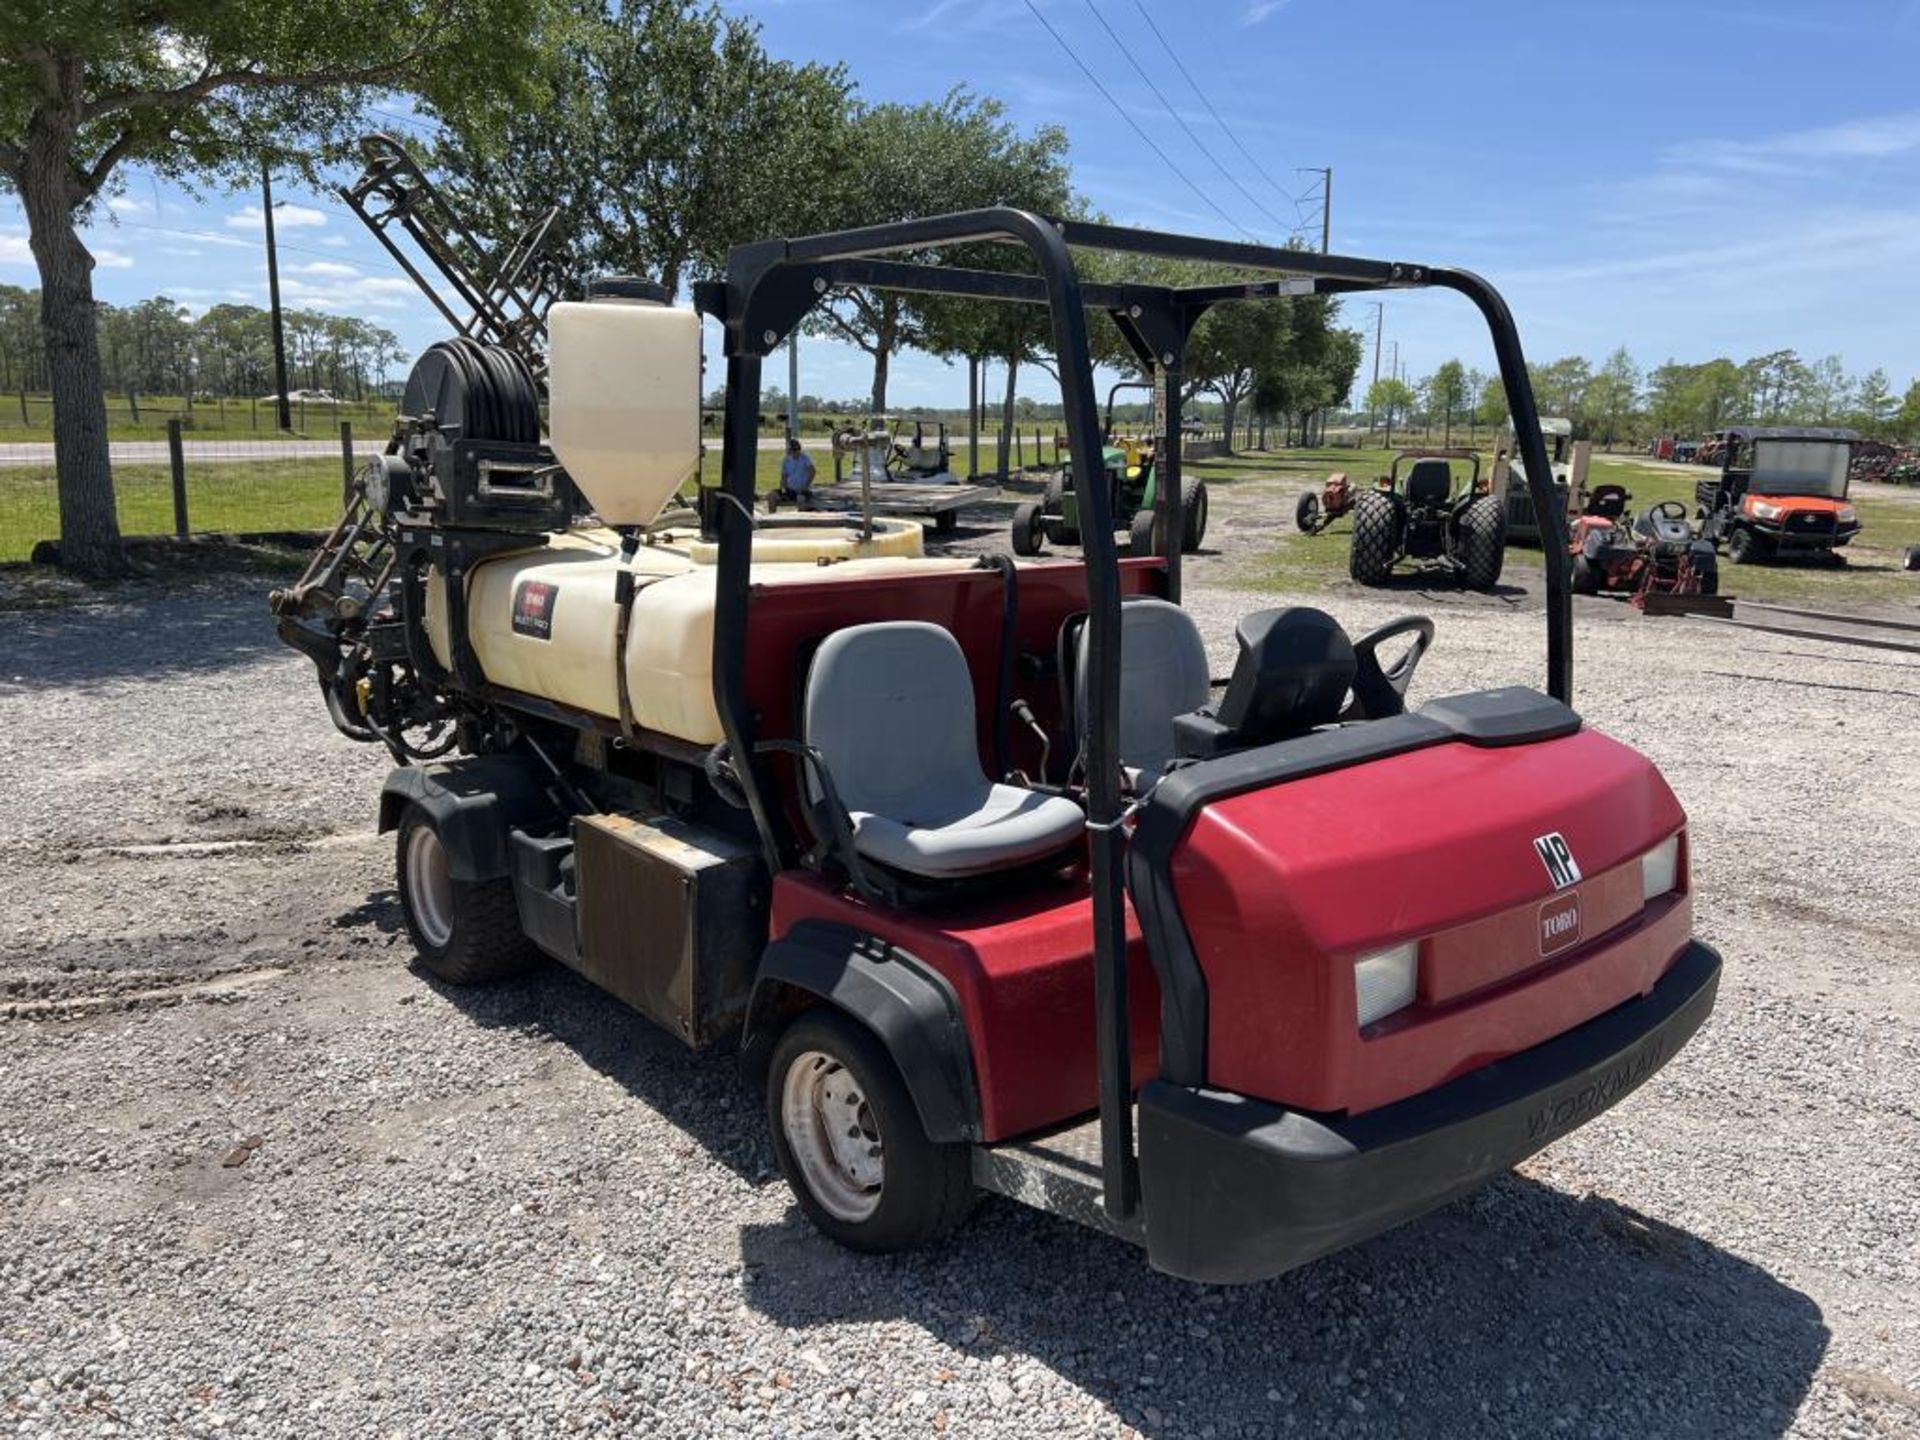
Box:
(995, 355, 1019, 479)
(1219, 396, 1240, 454)
(870, 345, 889, 417)
(20, 129, 124, 575)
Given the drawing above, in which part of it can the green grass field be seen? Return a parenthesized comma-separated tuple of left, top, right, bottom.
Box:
(1207, 449, 1920, 607)
(0, 394, 398, 444)
(0, 446, 807, 563)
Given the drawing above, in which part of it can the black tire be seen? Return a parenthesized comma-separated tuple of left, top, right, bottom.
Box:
(1694, 553, 1720, 595)
(395, 807, 540, 985)
(1571, 554, 1601, 595)
(1129, 505, 1161, 557)
(766, 1009, 974, 1254)
(1180, 478, 1208, 552)
(1041, 474, 1079, 543)
(1725, 526, 1764, 565)
(1042, 473, 1066, 513)
(1455, 494, 1507, 590)
(1903, 545, 1920, 573)
(1348, 491, 1400, 585)
(1295, 490, 1321, 533)
(1010, 500, 1045, 556)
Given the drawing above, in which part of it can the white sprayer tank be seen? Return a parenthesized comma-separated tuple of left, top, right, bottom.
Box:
(547, 279, 702, 526)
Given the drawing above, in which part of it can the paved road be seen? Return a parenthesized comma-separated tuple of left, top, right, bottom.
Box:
(0, 434, 827, 468)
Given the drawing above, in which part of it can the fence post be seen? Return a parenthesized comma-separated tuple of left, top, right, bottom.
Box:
(167, 418, 189, 537)
(339, 419, 356, 502)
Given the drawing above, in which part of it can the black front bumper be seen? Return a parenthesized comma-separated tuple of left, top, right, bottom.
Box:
(1136, 941, 1721, 1284)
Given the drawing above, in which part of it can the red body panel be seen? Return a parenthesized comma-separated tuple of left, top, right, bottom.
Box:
(1171, 728, 1690, 1115)
(1742, 493, 1849, 519)
(773, 870, 1161, 1142)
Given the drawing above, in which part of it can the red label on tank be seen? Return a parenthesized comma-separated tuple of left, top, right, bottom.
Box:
(1539, 892, 1583, 957)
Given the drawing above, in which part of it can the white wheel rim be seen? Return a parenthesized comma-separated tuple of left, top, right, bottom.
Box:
(780, 1049, 883, 1222)
(405, 824, 454, 949)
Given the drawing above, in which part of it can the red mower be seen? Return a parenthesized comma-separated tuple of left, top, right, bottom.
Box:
(1571, 484, 1720, 602)
(274, 210, 1719, 1284)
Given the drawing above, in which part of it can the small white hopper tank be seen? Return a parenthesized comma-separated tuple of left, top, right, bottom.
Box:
(548, 278, 702, 526)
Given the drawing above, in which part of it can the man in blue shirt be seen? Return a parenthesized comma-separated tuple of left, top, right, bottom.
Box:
(775, 436, 816, 511)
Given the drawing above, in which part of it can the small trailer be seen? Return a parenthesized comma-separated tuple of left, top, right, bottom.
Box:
(273, 210, 1719, 1283)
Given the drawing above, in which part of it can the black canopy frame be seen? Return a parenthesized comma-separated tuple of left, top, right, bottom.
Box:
(692, 209, 1571, 1223)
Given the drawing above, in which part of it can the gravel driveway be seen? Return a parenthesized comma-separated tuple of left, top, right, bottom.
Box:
(2, 488, 1917, 1437)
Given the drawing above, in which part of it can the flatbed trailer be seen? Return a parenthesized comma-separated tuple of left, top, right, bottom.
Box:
(807, 479, 1000, 532)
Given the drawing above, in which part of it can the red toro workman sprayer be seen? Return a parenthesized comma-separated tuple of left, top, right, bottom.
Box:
(272, 210, 1719, 1283)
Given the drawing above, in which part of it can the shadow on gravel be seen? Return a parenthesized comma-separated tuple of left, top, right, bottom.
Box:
(0, 582, 286, 689)
(420, 954, 1826, 1439)
(738, 1180, 1826, 1440)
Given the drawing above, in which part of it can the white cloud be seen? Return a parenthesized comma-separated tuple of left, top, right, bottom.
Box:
(93, 248, 134, 269)
(0, 231, 30, 266)
(315, 235, 351, 248)
(107, 195, 148, 216)
(1242, 0, 1290, 23)
(290, 260, 361, 279)
(1672, 111, 1920, 176)
(280, 272, 419, 312)
(226, 202, 328, 231)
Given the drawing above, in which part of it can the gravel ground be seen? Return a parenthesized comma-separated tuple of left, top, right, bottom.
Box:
(2, 483, 1918, 1439)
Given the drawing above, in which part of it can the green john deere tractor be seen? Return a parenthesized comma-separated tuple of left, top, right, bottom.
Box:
(1010, 382, 1208, 557)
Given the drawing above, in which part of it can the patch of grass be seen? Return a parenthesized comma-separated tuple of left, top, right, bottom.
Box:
(0, 394, 396, 443)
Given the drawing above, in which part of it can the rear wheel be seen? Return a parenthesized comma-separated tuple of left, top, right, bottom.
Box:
(1180, 478, 1209, 552)
(1295, 490, 1321, 533)
(396, 808, 540, 985)
(1010, 500, 1045, 556)
(767, 1010, 973, 1253)
(1571, 554, 1601, 595)
(1042, 473, 1066, 513)
(1456, 495, 1507, 590)
(1348, 492, 1401, 585)
(1694, 552, 1720, 595)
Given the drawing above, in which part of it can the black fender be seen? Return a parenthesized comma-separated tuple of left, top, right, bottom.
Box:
(743, 920, 981, 1144)
(377, 755, 559, 883)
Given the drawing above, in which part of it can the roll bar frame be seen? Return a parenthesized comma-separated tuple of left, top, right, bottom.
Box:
(692, 209, 1571, 1224)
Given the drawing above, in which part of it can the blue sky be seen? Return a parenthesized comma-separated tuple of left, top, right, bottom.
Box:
(5, 0, 1918, 406)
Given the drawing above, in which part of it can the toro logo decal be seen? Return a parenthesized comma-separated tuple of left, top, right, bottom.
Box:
(1533, 831, 1582, 889)
(1539, 891, 1582, 958)
(512, 579, 557, 640)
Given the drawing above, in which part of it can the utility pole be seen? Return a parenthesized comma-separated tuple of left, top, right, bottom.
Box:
(786, 331, 799, 445)
(261, 162, 292, 433)
(1298, 166, 1332, 253)
(1367, 301, 1383, 439)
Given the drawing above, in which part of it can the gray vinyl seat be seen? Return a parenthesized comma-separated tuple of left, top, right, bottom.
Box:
(804, 622, 1085, 881)
(1072, 597, 1213, 779)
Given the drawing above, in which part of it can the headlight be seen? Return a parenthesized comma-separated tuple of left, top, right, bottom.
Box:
(1355, 942, 1418, 1028)
(1749, 500, 1783, 520)
(1837, 505, 1857, 524)
(1641, 834, 1680, 902)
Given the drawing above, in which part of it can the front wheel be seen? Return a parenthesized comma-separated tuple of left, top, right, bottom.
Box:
(396, 807, 540, 985)
(767, 1010, 974, 1253)
(1725, 527, 1765, 565)
(1295, 490, 1321, 533)
(1129, 505, 1161, 557)
(1010, 500, 1045, 556)
(1348, 491, 1401, 584)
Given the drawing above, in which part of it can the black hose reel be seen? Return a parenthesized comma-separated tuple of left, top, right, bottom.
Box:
(394, 337, 573, 531)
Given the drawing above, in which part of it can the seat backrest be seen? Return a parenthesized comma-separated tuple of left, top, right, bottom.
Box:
(1587, 483, 1630, 519)
(1403, 458, 1453, 505)
(1072, 598, 1213, 777)
(1215, 607, 1355, 744)
(803, 622, 989, 823)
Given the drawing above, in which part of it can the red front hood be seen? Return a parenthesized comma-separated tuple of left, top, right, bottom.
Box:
(1170, 726, 1692, 1114)
(1744, 493, 1850, 516)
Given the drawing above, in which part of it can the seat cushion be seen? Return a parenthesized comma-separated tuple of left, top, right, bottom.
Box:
(1072, 597, 1213, 779)
(851, 785, 1084, 880)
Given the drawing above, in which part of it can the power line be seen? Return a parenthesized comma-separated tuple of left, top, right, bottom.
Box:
(1019, 0, 1260, 243)
(1081, 0, 1306, 243)
(1125, 0, 1316, 224)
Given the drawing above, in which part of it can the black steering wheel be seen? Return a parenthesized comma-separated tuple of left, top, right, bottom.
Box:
(1649, 499, 1688, 522)
(1343, 615, 1436, 721)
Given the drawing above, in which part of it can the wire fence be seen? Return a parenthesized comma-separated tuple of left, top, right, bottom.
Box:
(0, 393, 395, 441)
(0, 421, 376, 563)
